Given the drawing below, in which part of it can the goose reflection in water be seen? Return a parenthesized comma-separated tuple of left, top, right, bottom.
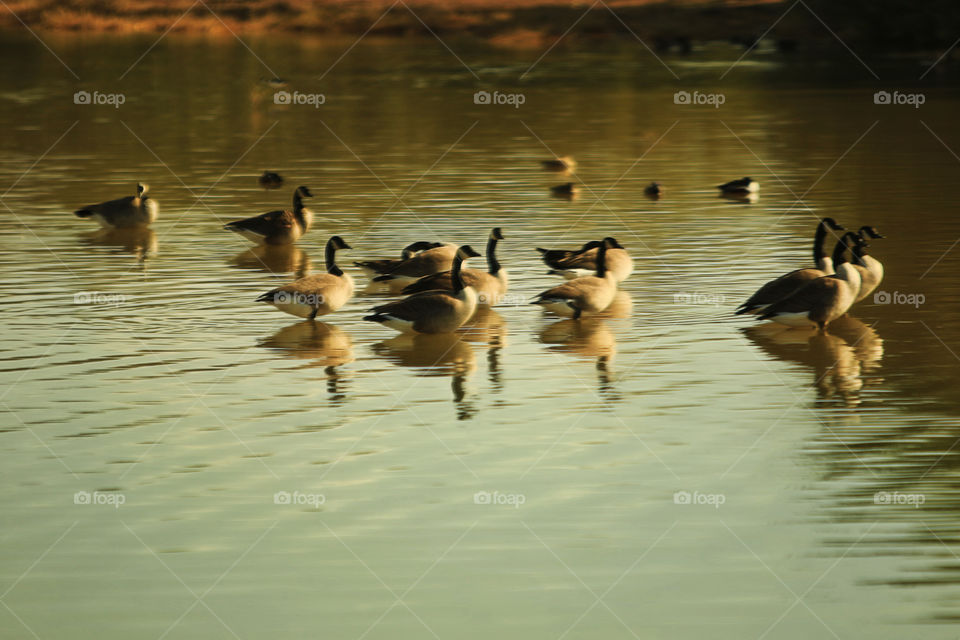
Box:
(718, 191, 759, 205)
(741, 316, 883, 406)
(258, 321, 353, 402)
(371, 332, 477, 420)
(82, 227, 157, 262)
(230, 244, 312, 278)
(538, 317, 620, 403)
(458, 306, 508, 395)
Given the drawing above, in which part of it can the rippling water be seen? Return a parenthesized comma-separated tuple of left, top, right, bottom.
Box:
(2, 32, 960, 639)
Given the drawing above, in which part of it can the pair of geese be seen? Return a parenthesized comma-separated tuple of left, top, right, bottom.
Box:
(736, 217, 885, 330)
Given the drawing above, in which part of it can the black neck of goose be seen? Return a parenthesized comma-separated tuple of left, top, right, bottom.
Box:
(326, 241, 343, 276)
(813, 222, 830, 264)
(596, 242, 609, 278)
(832, 235, 850, 267)
(451, 254, 466, 294)
(486, 236, 501, 275)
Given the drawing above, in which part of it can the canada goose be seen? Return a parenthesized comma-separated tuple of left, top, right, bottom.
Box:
(74, 183, 158, 228)
(224, 185, 314, 245)
(541, 156, 577, 173)
(851, 226, 885, 303)
(547, 237, 633, 283)
(735, 217, 846, 315)
(369, 243, 458, 284)
(757, 232, 863, 331)
(536, 241, 602, 269)
(644, 182, 662, 198)
(717, 177, 759, 194)
(258, 171, 284, 189)
(255, 235, 353, 320)
(550, 182, 580, 199)
(401, 228, 508, 305)
(353, 241, 445, 278)
(363, 245, 482, 333)
(531, 238, 619, 319)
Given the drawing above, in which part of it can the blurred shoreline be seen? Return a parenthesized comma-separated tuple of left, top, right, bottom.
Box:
(1, 0, 956, 54)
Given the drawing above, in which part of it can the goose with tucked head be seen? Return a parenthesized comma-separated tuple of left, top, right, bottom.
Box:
(255, 236, 354, 320)
(757, 232, 863, 331)
(850, 226, 885, 303)
(717, 177, 759, 194)
(547, 237, 633, 283)
(74, 182, 158, 228)
(369, 243, 458, 285)
(224, 185, 314, 245)
(363, 245, 482, 333)
(353, 241, 445, 278)
(531, 237, 620, 319)
(735, 217, 845, 315)
(536, 241, 602, 269)
(401, 228, 508, 305)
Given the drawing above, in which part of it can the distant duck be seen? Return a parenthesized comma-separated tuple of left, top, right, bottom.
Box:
(354, 241, 445, 278)
(258, 171, 284, 189)
(532, 238, 620, 319)
(735, 217, 846, 315)
(851, 226, 885, 303)
(74, 183, 158, 228)
(756, 232, 863, 331)
(550, 182, 580, 199)
(261, 76, 288, 88)
(224, 185, 314, 245)
(717, 177, 759, 194)
(401, 228, 508, 305)
(644, 182, 662, 198)
(546, 237, 633, 283)
(255, 235, 353, 320)
(363, 245, 482, 334)
(541, 156, 577, 173)
(370, 243, 458, 285)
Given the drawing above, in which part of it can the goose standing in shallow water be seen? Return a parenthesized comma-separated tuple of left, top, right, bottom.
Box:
(363, 246, 481, 334)
(353, 241, 445, 278)
(717, 177, 759, 194)
(256, 236, 353, 320)
(851, 226, 885, 303)
(74, 183, 158, 228)
(735, 217, 845, 315)
(546, 237, 633, 283)
(224, 185, 314, 245)
(401, 228, 509, 305)
(531, 238, 619, 319)
(757, 232, 863, 331)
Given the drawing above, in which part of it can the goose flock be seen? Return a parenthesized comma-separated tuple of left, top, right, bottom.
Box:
(72, 164, 885, 336)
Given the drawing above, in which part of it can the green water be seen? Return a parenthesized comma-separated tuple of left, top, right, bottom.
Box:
(1, 31, 959, 639)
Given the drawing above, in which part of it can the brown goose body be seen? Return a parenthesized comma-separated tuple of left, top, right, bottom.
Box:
(354, 241, 444, 278)
(369, 244, 458, 284)
(256, 236, 353, 320)
(401, 228, 508, 305)
(532, 238, 619, 319)
(74, 183, 158, 229)
(225, 186, 313, 245)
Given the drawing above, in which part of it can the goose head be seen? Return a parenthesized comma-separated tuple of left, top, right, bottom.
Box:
(858, 225, 884, 239)
(604, 237, 625, 250)
(328, 235, 351, 252)
(456, 245, 482, 261)
(296, 186, 314, 199)
(490, 227, 504, 241)
(820, 217, 844, 231)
